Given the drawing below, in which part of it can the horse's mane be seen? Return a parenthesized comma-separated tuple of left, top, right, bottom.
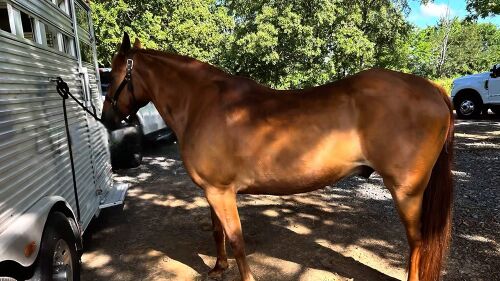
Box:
(130, 48, 281, 92)
(133, 48, 194, 63)
(132, 48, 230, 76)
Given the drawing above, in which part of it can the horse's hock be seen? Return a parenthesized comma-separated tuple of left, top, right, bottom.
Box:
(81, 118, 500, 281)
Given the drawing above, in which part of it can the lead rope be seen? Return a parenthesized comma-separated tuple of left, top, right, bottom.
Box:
(54, 76, 98, 222)
(55, 77, 103, 123)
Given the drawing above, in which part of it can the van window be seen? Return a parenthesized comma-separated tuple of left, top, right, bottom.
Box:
(0, 2, 11, 33)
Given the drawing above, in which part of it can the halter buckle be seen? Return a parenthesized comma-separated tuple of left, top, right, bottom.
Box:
(125, 59, 134, 80)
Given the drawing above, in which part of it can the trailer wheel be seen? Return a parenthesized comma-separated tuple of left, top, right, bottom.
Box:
(31, 212, 80, 281)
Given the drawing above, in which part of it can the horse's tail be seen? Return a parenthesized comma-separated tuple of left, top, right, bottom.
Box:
(419, 86, 454, 281)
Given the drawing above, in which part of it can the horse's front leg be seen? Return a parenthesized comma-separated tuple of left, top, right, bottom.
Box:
(208, 206, 229, 279)
(205, 187, 256, 281)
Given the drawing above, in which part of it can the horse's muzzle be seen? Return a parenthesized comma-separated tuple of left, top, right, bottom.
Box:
(101, 108, 121, 131)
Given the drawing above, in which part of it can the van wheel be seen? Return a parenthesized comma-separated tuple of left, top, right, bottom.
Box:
(31, 212, 80, 281)
(110, 123, 143, 170)
(455, 94, 482, 119)
(130, 119, 144, 167)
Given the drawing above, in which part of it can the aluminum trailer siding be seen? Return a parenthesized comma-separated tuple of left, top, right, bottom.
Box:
(0, 0, 125, 278)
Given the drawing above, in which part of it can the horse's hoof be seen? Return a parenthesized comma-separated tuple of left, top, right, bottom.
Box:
(207, 268, 226, 280)
(208, 259, 229, 280)
(207, 273, 223, 280)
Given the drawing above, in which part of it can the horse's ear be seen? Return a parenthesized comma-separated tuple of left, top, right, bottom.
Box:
(133, 38, 142, 49)
(119, 32, 131, 54)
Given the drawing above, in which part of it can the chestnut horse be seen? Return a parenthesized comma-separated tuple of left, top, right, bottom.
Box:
(102, 34, 454, 281)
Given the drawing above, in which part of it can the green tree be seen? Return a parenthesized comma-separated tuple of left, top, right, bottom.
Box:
(220, 0, 410, 88)
(345, 0, 412, 71)
(466, 0, 500, 19)
(89, 0, 499, 89)
(408, 20, 500, 78)
(90, 0, 234, 66)
(422, 0, 500, 19)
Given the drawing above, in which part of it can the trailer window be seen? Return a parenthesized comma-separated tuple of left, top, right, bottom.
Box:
(0, 3, 11, 33)
(45, 24, 59, 49)
(75, 4, 90, 32)
(53, 0, 70, 16)
(20, 11, 35, 41)
(62, 33, 76, 56)
(35, 20, 48, 45)
(80, 41, 93, 63)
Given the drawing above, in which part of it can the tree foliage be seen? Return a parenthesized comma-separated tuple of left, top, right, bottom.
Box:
(216, 0, 412, 88)
(410, 20, 500, 78)
(465, 0, 500, 19)
(90, 0, 500, 89)
(422, 0, 500, 19)
(90, 0, 234, 66)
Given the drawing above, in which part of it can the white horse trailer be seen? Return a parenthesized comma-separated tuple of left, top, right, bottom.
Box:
(0, 0, 127, 280)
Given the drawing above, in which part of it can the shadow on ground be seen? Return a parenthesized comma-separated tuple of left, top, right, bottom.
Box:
(81, 117, 500, 281)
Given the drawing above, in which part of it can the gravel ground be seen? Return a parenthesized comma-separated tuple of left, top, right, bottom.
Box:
(81, 116, 500, 281)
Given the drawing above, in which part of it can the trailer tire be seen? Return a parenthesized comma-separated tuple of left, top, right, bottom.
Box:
(31, 212, 80, 281)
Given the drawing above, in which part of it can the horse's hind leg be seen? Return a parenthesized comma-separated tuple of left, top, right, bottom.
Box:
(205, 187, 256, 281)
(383, 173, 430, 281)
(208, 206, 229, 279)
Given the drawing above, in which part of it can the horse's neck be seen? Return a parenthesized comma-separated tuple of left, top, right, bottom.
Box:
(138, 52, 212, 140)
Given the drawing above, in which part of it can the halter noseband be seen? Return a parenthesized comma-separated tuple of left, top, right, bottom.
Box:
(105, 58, 138, 117)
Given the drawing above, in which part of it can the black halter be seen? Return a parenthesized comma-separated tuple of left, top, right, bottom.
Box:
(105, 58, 138, 117)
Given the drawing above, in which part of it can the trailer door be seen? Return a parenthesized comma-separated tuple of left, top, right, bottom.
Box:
(72, 0, 115, 220)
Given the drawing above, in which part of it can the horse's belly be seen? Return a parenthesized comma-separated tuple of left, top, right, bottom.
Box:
(239, 172, 347, 195)
(237, 135, 366, 195)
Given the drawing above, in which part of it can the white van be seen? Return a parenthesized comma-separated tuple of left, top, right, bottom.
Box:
(0, 1, 127, 280)
(451, 64, 500, 118)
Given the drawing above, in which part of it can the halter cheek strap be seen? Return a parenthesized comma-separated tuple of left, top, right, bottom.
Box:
(105, 58, 137, 117)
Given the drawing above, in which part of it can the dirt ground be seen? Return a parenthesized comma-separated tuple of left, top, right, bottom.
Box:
(81, 117, 500, 281)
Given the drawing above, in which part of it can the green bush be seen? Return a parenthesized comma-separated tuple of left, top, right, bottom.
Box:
(433, 77, 456, 96)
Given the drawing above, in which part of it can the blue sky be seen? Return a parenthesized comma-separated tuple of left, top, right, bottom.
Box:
(407, 0, 500, 27)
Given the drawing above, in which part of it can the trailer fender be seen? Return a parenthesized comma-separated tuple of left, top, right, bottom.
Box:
(0, 196, 79, 268)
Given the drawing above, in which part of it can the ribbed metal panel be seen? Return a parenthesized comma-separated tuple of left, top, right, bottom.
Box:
(77, 26, 91, 44)
(84, 64, 114, 208)
(0, 30, 106, 233)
